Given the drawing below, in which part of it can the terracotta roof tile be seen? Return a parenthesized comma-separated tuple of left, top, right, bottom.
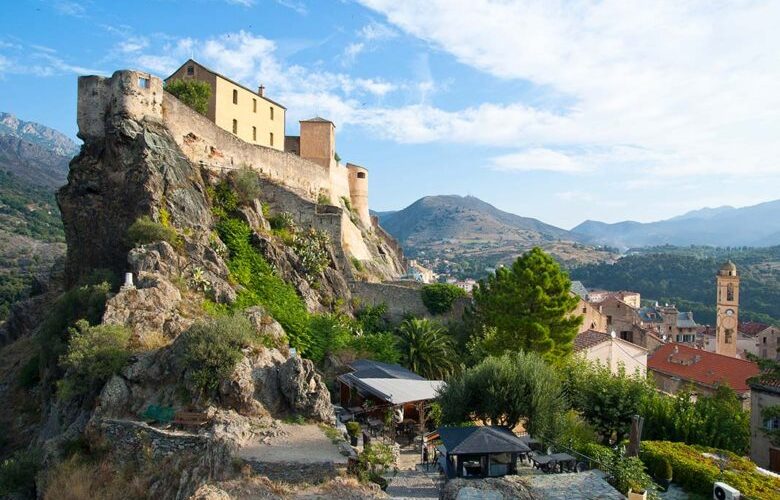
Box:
(648, 343, 759, 392)
(574, 330, 610, 352)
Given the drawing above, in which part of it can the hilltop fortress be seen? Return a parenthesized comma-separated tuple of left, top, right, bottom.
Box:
(77, 64, 371, 226)
(75, 66, 400, 284)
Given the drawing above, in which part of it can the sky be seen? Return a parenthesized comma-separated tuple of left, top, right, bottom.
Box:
(1, 0, 779, 229)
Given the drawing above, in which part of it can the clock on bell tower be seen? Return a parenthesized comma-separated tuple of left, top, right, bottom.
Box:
(715, 261, 739, 358)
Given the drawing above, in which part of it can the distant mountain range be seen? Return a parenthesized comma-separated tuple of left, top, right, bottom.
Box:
(0, 112, 73, 319)
(375, 195, 615, 275)
(572, 200, 780, 249)
(0, 112, 77, 189)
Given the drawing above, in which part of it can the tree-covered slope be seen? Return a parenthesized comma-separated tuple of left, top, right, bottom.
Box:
(570, 247, 780, 326)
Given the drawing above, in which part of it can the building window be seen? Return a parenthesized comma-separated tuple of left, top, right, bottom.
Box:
(727, 283, 734, 301)
(233, 89, 238, 105)
(766, 417, 780, 430)
(252, 126, 257, 141)
(270, 107, 274, 120)
(764, 337, 768, 344)
(725, 329, 733, 344)
(253, 99, 257, 113)
(138, 77, 150, 89)
(357, 172, 366, 179)
(269, 132, 274, 146)
(232, 119, 237, 134)
(607, 315, 612, 325)
(187, 66, 194, 75)
(582, 307, 587, 314)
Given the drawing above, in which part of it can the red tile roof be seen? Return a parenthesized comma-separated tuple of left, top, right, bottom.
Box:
(648, 343, 760, 392)
(574, 330, 611, 352)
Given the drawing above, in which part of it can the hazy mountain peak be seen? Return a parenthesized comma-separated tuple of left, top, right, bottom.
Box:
(0, 112, 78, 157)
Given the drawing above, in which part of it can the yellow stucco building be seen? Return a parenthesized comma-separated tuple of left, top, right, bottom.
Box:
(166, 59, 286, 151)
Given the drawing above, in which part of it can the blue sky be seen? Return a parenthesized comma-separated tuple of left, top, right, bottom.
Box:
(2, 0, 780, 228)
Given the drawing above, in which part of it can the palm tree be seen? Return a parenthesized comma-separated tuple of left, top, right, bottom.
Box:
(396, 318, 458, 380)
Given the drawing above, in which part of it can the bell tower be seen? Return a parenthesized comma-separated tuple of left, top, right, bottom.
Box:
(715, 261, 739, 357)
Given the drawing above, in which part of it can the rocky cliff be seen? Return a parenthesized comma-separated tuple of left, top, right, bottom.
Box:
(0, 80, 404, 498)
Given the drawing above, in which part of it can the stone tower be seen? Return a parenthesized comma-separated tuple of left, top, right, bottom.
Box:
(716, 261, 740, 357)
(346, 163, 370, 228)
(299, 117, 335, 170)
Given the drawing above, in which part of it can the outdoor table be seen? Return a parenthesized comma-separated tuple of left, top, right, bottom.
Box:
(530, 452, 562, 473)
(548, 452, 577, 472)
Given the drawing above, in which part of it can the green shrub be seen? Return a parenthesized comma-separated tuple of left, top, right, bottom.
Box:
(57, 320, 132, 400)
(640, 440, 780, 498)
(230, 167, 262, 205)
(355, 303, 388, 334)
(216, 217, 312, 353)
(39, 281, 112, 366)
(341, 196, 353, 212)
(555, 409, 599, 451)
(357, 443, 395, 482)
(349, 332, 400, 364)
(350, 256, 365, 272)
(308, 313, 355, 363)
(127, 215, 180, 247)
(18, 354, 40, 389)
(291, 228, 331, 281)
(0, 449, 42, 497)
(208, 181, 239, 218)
(317, 192, 331, 205)
(421, 283, 466, 315)
(654, 458, 672, 480)
(165, 79, 212, 115)
(269, 212, 295, 231)
(346, 421, 361, 437)
(180, 315, 263, 396)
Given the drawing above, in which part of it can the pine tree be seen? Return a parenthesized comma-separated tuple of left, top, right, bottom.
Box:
(467, 247, 582, 361)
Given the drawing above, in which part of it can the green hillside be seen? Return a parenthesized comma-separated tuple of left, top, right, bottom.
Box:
(570, 246, 780, 326)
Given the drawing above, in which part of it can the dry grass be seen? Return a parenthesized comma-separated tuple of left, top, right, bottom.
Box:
(43, 456, 147, 500)
(130, 330, 170, 351)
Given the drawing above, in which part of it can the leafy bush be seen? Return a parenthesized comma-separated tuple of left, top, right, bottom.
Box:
(421, 283, 466, 315)
(39, 280, 112, 365)
(230, 167, 262, 205)
(291, 228, 331, 281)
(208, 181, 239, 218)
(216, 217, 312, 353)
(180, 315, 263, 395)
(573, 442, 654, 495)
(555, 409, 599, 451)
(165, 79, 212, 115)
(308, 313, 356, 363)
(654, 458, 672, 481)
(350, 256, 365, 272)
(640, 440, 780, 499)
(0, 449, 42, 497)
(357, 443, 396, 484)
(562, 358, 654, 444)
(641, 385, 750, 454)
(396, 318, 458, 380)
(439, 351, 564, 436)
(355, 303, 388, 334)
(346, 421, 361, 437)
(127, 215, 180, 247)
(349, 332, 400, 364)
(57, 320, 132, 400)
(317, 191, 332, 205)
(269, 212, 295, 231)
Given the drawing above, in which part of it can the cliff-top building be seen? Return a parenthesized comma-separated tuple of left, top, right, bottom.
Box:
(716, 260, 740, 358)
(166, 60, 286, 151)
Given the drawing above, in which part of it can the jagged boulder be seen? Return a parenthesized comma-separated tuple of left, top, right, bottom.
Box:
(58, 117, 212, 287)
(102, 272, 189, 339)
(278, 356, 335, 424)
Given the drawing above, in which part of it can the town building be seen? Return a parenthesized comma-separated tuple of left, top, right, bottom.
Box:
(570, 281, 607, 334)
(403, 259, 437, 284)
(337, 359, 444, 424)
(648, 343, 759, 407)
(573, 330, 648, 375)
(748, 375, 780, 472)
(166, 59, 286, 151)
(715, 261, 740, 357)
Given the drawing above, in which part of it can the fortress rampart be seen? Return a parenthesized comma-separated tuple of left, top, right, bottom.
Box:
(76, 70, 373, 228)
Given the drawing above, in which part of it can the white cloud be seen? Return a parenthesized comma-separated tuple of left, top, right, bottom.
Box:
(54, 1, 86, 17)
(273, 0, 307, 15)
(224, 0, 255, 7)
(356, 0, 780, 179)
(492, 149, 588, 173)
(342, 42, 365, 63)
(359, 21, 397, 41)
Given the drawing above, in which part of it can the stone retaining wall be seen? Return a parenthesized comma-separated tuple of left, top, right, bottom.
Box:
(244, 460, 345, 484)
(349, 281, 470, 323)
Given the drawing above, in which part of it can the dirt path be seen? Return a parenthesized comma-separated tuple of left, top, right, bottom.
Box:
(385, 467, 441, 499)
(238, 422, 347, 464)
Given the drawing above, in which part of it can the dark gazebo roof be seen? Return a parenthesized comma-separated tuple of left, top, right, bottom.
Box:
(438, 426, 531, 455)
